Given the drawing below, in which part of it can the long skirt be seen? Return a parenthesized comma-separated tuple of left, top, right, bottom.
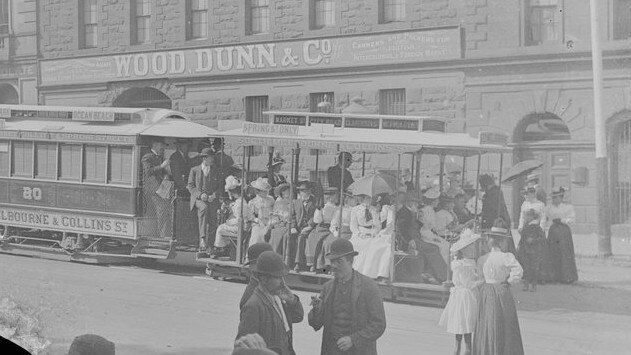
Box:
(473, 283, 524, 355)
(269, 224, 288, 255)
(359, 233, 393, 279)
(546, 222, 578, 283)
(306, 224, 332, 266)
(248, 223, 268, 249)
(439, 287, 478, 334)
(421, 229, 451, 264)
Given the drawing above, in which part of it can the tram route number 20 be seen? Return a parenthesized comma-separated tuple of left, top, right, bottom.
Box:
(22, 187, 43, 201)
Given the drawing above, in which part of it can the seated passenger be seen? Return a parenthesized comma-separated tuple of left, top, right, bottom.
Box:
(454, 193, 475, 225)
(306, 187, 339, 272)
(291, 182, 317, 271)
(396, 195, 449, 284)
(248, 177, 275, 249)
(357, 194, 396, 280)
(435, 195, 462, 239)
(420, 187, 452, 264)
(212, 176, 252, 259)
(330, 191, 356, 240)
(269, 183, 291, 255)
(349, 194, 381, 270)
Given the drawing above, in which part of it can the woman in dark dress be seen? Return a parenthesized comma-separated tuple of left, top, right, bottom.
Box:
(544, 187, 578, 283)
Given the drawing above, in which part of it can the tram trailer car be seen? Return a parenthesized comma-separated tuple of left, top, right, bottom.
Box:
(0, 105, 216, 263)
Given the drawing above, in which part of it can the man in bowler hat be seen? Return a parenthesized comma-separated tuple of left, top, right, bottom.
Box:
(308, 239, 386, 355)
(238, 251, 304, 355)
(240, 242, 274, 310)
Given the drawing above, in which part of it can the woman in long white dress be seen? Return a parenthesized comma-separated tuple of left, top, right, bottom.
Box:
(247, 177, 275, 249)
(349, 194, 381, 271)
(357, 194, 395, 279)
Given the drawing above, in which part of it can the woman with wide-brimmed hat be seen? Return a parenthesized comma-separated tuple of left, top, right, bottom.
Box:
(420, 186, 451, 264)
(358, 193, 396, 279)
(544, 186, 578, 283)
(212, 176, 252, 259)
(248, 177, 275, 249)
(473, 227, 524, 355)
(269, 183, 291, 254)
(349, 193, 381, 270)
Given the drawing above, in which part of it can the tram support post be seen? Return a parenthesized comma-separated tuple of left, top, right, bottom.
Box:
(474, 153, 482, 228)
(390, 154, 401, 286)
(238, 147, 247, 264)
(496, 152, 504, 228)
(461, 157, 467, 189)
(337, 145, 345, 233)
(590, 0, 612, 257)
(439, 154, 445, 193)
(286, 146, 298, 265)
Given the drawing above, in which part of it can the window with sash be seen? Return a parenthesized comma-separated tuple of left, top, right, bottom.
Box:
(0, 0, 9, 35)
(527, 0, 560, 45)
(83, 145, 106, 182)
(311, 0, 335, 29)
(109, 146, 133, 184)
(35, 143, 57, 179)
(132, 0, 151, 44)
(310, 92, 334, 113)
(379, 0, 406, 24)
(12, 141, 33, 177)
(379, 89, 406, 115)
(59, 144, 81, 181)
(0, 140, 9, 176)
(80, 0, 98, 48)
(246, 0, 270, 35)
(614, 0, 631, 40)
(246, 96, 269, 123)
(187, 0, 208, 40)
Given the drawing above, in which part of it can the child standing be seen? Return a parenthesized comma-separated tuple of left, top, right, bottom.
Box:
(439, 229, 483, 355)
(518, 209, 546, 292)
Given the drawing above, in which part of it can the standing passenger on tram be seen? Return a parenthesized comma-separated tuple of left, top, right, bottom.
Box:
(212, 176, 252, 259)
(267, 154, 287, 191)
(187, 148, 224, 256)
(269, 183, 291, 255)
(291, 182, 317, 271)
(248, 177, 275, 249)
(420, 187, 452, 264)
(141, 139, 171, 239)
(358, 193, 396, 280)
(349, 194, 381, 270)
(169, 139, 196, 195)
(327, 152, 354, 192)
(306, 187, 339, 273)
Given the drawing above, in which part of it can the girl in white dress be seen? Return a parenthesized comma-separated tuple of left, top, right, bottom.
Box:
(439, 229, 484, 355)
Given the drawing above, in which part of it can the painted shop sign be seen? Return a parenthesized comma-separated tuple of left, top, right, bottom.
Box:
(39, 27, 462, 86)
(0, 64, 36, 78)
(0, 206, 135, 238)
(0, 130, 136, 144)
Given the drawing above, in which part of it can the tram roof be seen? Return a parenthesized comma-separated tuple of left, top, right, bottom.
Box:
(218, 121, 511, 157)
(0, 105, 219, 139)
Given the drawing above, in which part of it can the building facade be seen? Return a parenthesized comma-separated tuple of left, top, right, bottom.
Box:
(0, 0, 37, 105)
(36, 0, 631, 234)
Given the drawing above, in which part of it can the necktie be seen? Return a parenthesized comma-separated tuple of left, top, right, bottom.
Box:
(365, 206, 372, 222)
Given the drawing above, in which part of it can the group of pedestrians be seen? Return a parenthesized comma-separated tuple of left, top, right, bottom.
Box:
(235, 239, 386, 355)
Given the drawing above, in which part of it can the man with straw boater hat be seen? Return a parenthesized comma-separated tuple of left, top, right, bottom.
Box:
(238, 251, 304, 355)
(308, 239, 386, 355)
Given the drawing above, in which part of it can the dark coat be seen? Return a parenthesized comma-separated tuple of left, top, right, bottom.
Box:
(186, 164, 224, 211)
(481, 185, 511, 229)
(237, 287, 304, 355)
(141, 151, 165, 195)
(291, 198, 317, 233)
(327, 165, 354, 192)
(308, 271, 386, 355)
(169, 150, 191, 192)
(240, 277, 258, 310)
(395, 206, 422, 252)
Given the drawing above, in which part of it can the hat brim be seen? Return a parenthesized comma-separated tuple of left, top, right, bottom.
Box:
(326, 250, 359, 261)
(252, 265, 289, 277)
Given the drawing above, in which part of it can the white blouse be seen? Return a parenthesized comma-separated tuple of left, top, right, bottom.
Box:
(350, 204, 381, 237)
(545, 202, 576, 228)
(518, 199, 546, 230)
(477, 249, 523, 284)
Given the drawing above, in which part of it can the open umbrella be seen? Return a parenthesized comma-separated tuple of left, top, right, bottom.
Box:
(502, 160, 543, 183)
(348, 173, 396, 197)
(427, 161, 462, 175)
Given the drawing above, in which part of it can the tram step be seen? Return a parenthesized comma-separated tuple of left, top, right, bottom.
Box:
(131, 241, 175, 260)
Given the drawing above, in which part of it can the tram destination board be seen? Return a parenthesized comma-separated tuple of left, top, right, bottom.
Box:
(382, 119, 419, 131)
(345, 117, 380, 129)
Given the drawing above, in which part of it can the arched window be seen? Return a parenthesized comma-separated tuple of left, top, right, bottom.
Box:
(609, 112, 631, 224)
(0, 84, 19, 104)
(113, 87, 171, 109)
(514, 112, 570, 143)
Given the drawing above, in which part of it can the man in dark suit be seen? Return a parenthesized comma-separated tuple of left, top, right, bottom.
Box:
(479, 174, 512, 229)
(395, 195, 448, 283)
(141, 139, 171, 239)
(308, 239, 386, 355)
(327, 152, 354, 193)
(238, 251, 304, 355)
(169, 139, 194, 195)
(187, 148, 225, 254)
(290, 182, 317, 271)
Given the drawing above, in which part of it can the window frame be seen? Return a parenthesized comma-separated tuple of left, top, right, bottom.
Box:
(246, 0, 271, 35)
(34, 142, 58, 180)
(525, 0, 564, 46)
(186, 0, 209, 40)
(11, 141, 34, 178)
(309, 92, 335, 113)
(79, 0, 98, 49)
(310, 0, 336, 30)
(59, 143, 83, 182)
(82, 144, 108, 184)
(613, 0, 631, 40)
(108, 145, 134, 185)
(245, 95, 270, 123)
(131, 0, 152, 45)
(0, 0, 10, 36)
(0, 140, 10, 177)
(378, 88, 406, 115)
(379, 0, 407, 24)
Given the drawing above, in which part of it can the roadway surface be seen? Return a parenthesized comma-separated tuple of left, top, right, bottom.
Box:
(0, 253, 630, 354)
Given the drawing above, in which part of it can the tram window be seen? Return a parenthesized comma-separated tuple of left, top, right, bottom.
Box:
(12, 141, 33, 177)
(109, 146, 133, 184)
(35, 143, 57, 179)
(83, 145, 106, 183)
(59, 144, 81, 181)
(0, 141, 9, 176)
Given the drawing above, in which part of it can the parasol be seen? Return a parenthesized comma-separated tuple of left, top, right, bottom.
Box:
(501, 160, 543, 183)
(427, 161, 462, 175)
(348, 173, 397, 197)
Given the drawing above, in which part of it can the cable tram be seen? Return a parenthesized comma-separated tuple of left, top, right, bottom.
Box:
(201, 109, 510, 306)
(0, 104, 218, 263)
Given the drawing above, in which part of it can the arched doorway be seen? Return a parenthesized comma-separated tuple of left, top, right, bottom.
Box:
(608, 111, 631, 225)
(513, 112, 572, 221)
(112, 87, 172, 109)
(0, 84, 19, 104)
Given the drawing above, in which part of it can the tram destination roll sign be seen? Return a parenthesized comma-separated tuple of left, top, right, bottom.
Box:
(39, 27, 462, 86)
